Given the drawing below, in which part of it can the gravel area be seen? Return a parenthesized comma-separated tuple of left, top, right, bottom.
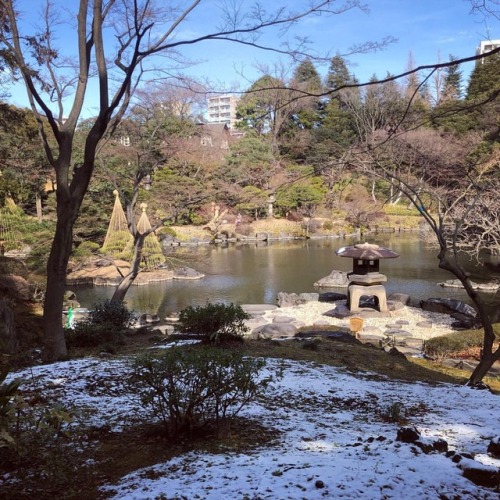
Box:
(262, 301, 456, 342)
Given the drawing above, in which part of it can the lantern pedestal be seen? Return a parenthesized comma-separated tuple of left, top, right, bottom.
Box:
(347, 284, 388, 312)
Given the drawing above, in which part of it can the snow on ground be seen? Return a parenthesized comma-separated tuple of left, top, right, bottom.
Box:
(5, 355, 500, 499)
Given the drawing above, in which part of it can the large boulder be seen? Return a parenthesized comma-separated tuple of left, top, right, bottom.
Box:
(277, 292, 307, 307)
(314, 270, 349, 288)
(420, 298, 477, 318)
(318, 292, 347, 302)
(388, 293, 411, 306)
(487, 437, 500, 458)
(251, 323, 298, 339)
(396, 426, 448, 454)
(457, 458, 500, 488)
(0, 274, 31, 302)
(172, 267, 205, 280)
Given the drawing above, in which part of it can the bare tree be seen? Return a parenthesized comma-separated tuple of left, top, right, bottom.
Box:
(363, 129, 500, 385)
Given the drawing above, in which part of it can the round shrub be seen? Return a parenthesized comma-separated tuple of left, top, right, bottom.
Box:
(178, 302, 249, 345)
(129, 347, 276, 438)
(67, 300, 134, 349)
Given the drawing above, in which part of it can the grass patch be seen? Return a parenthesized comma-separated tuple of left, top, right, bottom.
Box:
(424, 326, 500, 362)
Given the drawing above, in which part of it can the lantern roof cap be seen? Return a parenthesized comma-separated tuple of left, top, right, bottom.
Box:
(336, 242, 399, 260)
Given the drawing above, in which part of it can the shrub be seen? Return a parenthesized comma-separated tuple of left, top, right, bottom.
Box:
(0, 368, 24, 452)
(130, 347, 277, 438)
(380, 402, 407, 424)
(178, 302, 250, 345)
(67, 299, 134, 349)
(424, 328, 500, 361)
(322, 220, 334, 231)
(159, 226, 177, 237)
(1, 368, 74, 468)
(72, 241, 100, 259)
(382, 205, 420, 216)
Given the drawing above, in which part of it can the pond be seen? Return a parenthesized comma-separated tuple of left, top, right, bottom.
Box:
(73, 232, 500, 318)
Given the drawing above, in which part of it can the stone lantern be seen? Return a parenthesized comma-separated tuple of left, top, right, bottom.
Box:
(336, 242, 399, 312)
(267, 194, 276, 218)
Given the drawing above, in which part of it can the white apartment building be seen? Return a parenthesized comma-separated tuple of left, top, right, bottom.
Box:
(476, 39, 500, 62)
(207, 94, 240, 128)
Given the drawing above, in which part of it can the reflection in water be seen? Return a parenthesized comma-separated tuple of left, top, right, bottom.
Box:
(73, 233, 500, 318)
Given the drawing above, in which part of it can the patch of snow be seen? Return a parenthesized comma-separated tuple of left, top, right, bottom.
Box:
(7, 356, 500, 499)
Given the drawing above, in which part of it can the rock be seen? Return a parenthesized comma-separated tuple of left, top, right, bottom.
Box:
(323, 304, 351, 318)
(251, 323, 298, 339)
(318, 292, 347, 302)
(387, 300, 405, 311)
(420, 298, 477, 318)
(450, 312, 482, 330)
(388, 347, 407, 359)
(487, 437, 500, 458)
(439, 279, 468, 288)
(296, 330, 359, 343)
(139, 313, 160, 325)
(243, 317, 269, 330)
(298, 292, 319, 302)
(458, 458, 500, 488)
(0, 299, 17, 354)
(0, 274, 31, 301)
(384, 329, 411, 337)
(439, 279, 499, 292)
(277, 292, 305, 307)
(164, 314, 180, 324)
(385, 323, 401, 329)
(388, 293, 411, 306)
(468, 381, 492, 391)
(272, 315, 296, 323)
(276, 292, 319, 307)
(172, 267, 205, 280)
(356, 309, 392, 319)
(313, 319, 331, 326)
(396, 427, 448, 454)
(396, 426, 420, 443)
(241, 304, 278, 315)
(156, 324, 175, 335)
(415, 437, 448, 454)
(416, 321, 433, 329)
(477, 282, 500, 292)
(314, 270, 350, 288)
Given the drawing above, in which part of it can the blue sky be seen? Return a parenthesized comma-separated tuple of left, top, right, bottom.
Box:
(5, 0, 499, 114)
(179, 0, 499, 90)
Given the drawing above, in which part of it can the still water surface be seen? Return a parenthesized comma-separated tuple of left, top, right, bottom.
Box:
(74, 233, 500, 317)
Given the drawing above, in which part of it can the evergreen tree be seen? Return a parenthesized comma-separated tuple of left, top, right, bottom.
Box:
(443, 55, 463, 101)
(289, 59, 323, 129)
(325, 55, 354, 93)
(465, 53, 500, 138)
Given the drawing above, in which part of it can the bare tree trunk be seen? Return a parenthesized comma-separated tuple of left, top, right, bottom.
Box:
(43, 207, 74, 360)
(437, 250, 500, 385)
(111, 233, 146, 303)
(111, 273, 136, 304)
(468, 351, 500, 385)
